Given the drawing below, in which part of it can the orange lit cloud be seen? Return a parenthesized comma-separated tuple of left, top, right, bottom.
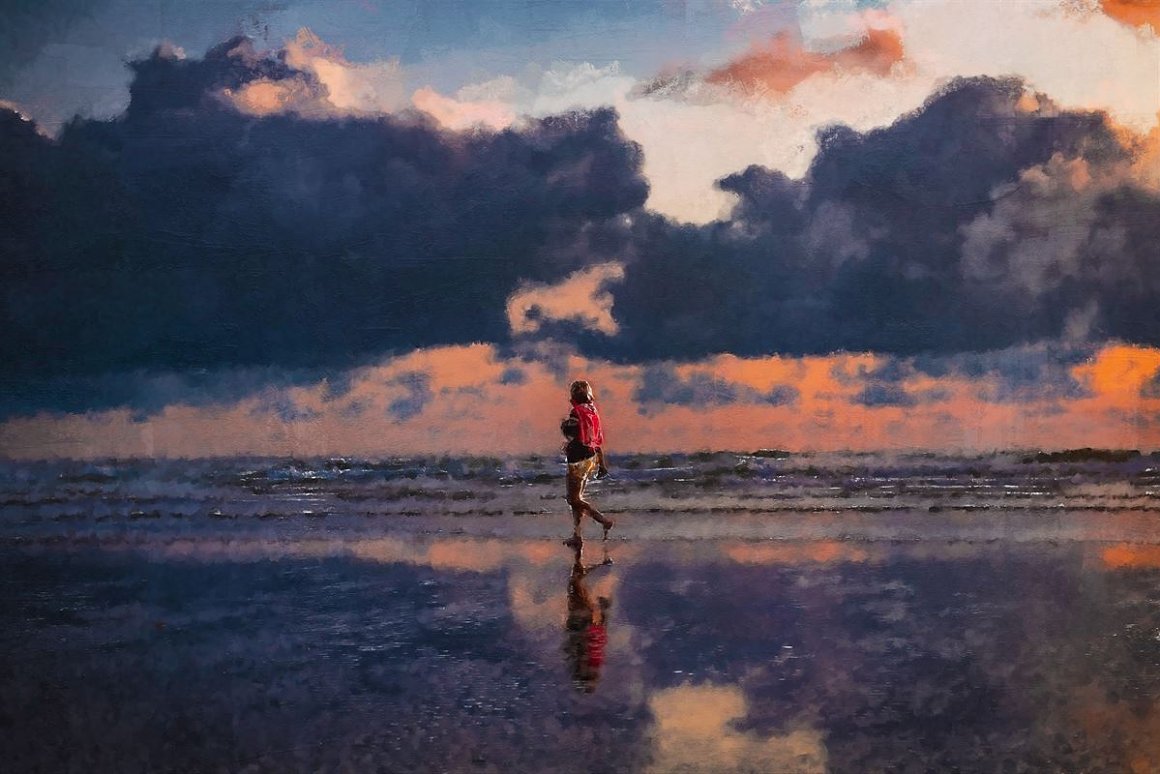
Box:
(283, 28, 405, 114)
(706, 28, 904, 96)
(412, 86, 516, 131)
(1100, 0, 1160, 29)
(506, 263, 625, 336)
(1114, 118, 1160, 190)
(224, 77, 328, 117)
(1074, 345, 1160, 409)
(2, 343, 1159, 459)
(221, 28, 405, 118)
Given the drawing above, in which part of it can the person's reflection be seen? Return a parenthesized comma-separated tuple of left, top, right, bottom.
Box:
(564, 541, 613, 693)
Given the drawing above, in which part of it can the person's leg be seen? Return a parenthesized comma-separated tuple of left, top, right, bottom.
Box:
(566, 463, 586, 544)
(576, 459, 614, 538)
(594, 503, 614, 539)
(569, 504, 584, 544)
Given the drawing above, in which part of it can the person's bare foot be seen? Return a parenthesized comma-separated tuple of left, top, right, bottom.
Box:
(602, 519, 615, 540)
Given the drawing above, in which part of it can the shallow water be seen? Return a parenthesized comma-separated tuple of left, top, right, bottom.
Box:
(2, 453, 1159, 772)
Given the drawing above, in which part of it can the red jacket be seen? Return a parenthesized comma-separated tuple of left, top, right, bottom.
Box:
(570, 400, 604, 448)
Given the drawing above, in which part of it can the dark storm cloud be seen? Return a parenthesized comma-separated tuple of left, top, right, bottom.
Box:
(386, 371, 433, 421)
(250, 390, 320, 423)
(852, 383, 918, 408)
(635, 367, 742, 408)
(4, 40, 1158, 423)
(634, 365, 799, 414)
(0, 365, 317, 420)
(499, 367, 527, 386)
(830, 345, 1090, 407)
(830, 357, 910, 387)
(764, 384, 800, 406)
(915, 345, 1093, 403)
(847, 382, 950, 408)
(340, 398, 369, 419)
(0, 36, 647, 416)
(832, 358, 947, 408)
(600, 77, 1160, 362)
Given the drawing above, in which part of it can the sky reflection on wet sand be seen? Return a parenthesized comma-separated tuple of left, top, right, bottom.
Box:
(2, 531, 1159, 772)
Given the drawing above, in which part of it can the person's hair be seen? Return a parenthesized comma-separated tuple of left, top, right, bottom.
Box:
(570, 380, 592, 403)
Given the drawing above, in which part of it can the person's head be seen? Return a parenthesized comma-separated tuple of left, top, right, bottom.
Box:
(570, 380, 594, 404)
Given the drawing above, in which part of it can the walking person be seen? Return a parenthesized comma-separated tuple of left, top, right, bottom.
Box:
(560, 380, 613, 547)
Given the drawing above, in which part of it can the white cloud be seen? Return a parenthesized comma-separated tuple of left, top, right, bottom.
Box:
(410, 1, 1158, 223)
(890, 0, 1160, 132)
(284, 29, 406, 114)
(219, 8, 1157, 224)
(413, 59, 935, 224)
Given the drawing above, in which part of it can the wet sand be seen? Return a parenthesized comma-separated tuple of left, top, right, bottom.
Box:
(3, 531, 1160, 772)
(2, 453, 1160, 771)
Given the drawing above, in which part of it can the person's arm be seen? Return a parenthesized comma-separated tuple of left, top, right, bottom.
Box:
(596, 446, 609, 476)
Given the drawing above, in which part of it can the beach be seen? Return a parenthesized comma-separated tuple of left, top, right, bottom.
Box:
(2, 452, 1159, 772)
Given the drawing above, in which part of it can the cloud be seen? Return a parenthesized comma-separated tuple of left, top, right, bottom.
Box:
(1125, 122, 1160, 191)
(704, 27, 904, 97)
(3, 342, 1157, 459)
(0, 364, 319, 421)
(923, 346, 1094, 404)
(410, 85, 516, 131)
(0, 36, 647, 417)
(4, 29, 1158, 421)
(1099, 0, 1160, 30)
(414, 0, 1160, 225)
(222, 75, 329, 117)
(213, 29, 409, 119)
(597, 77, 1160, 361)
(415, 53, 937, 224)
(1141, 368, 1160, 398)
(636, 367, 744, 408)
(828, 344, 1092, 406)
(506, 262, 625, 337)
(852, 383, 918, 408)
(892, 0, 1160, 133)
(634, 365, 799, 413)
(956, 144, 1160, 351)
(386, 371, 433, 421)
(282, 29, 405, 114)
(499, 367, 527, 385)
(251, 389, 322, 423)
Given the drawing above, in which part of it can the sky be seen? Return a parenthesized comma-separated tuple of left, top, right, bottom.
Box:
(1, 0, 1159, 459)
